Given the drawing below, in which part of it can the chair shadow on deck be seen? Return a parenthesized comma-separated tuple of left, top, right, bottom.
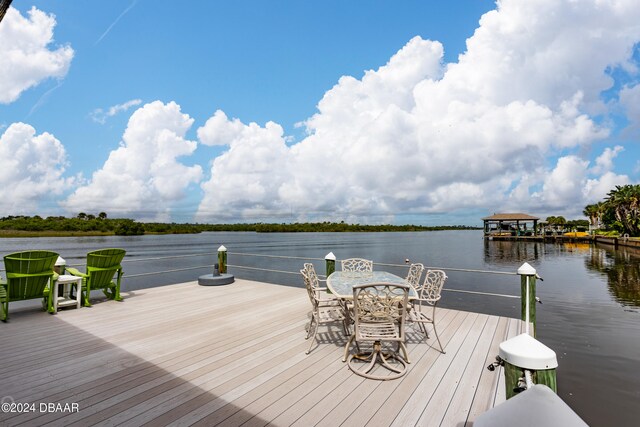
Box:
(304, 308, 350, 350)
(303, 303, 450, 359)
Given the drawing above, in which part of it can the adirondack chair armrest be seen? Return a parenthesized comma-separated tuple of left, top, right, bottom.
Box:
(65, 267, 88, 278)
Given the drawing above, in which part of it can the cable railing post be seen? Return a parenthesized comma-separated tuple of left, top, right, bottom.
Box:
(218, 245, 227, 274)
(517, 262, 537, 337)
(325, 252, 336, 278)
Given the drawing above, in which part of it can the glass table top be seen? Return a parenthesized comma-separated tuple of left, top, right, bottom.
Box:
(326, 271, 417, 299)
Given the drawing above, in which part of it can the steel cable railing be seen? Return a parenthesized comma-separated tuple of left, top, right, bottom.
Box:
(228, 252, 522, 300)
(0, 249, 522, 300)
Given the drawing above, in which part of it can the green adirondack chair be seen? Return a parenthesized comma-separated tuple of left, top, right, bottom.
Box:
(66, 248, 125, 306)
(1, 250, 59, 322)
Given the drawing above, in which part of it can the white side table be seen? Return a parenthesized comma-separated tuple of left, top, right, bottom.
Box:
(53, 274, 83, 313)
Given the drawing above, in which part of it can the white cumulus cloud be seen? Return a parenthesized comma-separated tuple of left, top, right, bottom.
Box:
(62, 101, 203, 221)
(0, 6, 74, 104)
(0, 123, 74, 215)
(197, 112, 292, 221)
(194, 0, 640, 223)
(619, 84, 640, 132)
(591, 145, 624, 175)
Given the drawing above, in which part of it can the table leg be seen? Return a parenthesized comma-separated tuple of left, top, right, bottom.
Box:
(76, 279, 82, 309)
(52, 280, 59, 314)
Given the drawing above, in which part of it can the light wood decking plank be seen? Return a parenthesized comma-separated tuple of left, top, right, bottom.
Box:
(198, 341, 340, 427)
(0, 278, 519, 427)
(387, 312, 486, 427)
(3, 293, 306, 401)
(436, 314, 500, 426)
(337, 308, 463, 427)
(340, 309, 466, 427)
(466, 317, 509, 426)
(464, 315, 510, 424)
(43, 324, 307, 426)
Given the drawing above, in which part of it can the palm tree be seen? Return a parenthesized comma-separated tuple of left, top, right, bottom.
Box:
(546, 216, 567, 232)
(605, 185, 640, 236)
(583, 202, 605, 230)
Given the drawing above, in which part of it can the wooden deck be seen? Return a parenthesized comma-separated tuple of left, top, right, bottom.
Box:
(0, 279, 521, 426)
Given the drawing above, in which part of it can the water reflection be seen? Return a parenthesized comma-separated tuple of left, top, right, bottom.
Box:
(484, 239, 640, 309)
(484, 239, 598, 264)
(587, 243, 640, 308)
(483, 238, 541, 263)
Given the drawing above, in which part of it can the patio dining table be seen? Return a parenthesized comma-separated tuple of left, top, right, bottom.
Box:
(326, 270, 418, 299)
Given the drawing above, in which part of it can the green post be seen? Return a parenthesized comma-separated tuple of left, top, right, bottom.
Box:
(218, 245, 227, 274)
(503, 362, 521, 399)
(503, 363, 557, 399)
(518, 262, 537, 337)
(325, 252, 336, 294)
(535, 368, 558, 392)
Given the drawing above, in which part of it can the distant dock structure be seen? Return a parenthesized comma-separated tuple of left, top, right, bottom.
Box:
(483, 212, 598, 243)
(483, 213, 540, 238)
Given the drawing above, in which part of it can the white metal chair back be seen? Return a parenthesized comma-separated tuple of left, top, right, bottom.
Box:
(409, 269, 447, 353)
(341, 258, 373, 272)
(417, 269, 447, 304)
(405, 263, 424, 288)
(301, 263, 319, 308)
(352, 282, 409, 343)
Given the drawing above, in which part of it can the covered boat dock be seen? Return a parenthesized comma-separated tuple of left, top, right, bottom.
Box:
(482, 213, 540, 238)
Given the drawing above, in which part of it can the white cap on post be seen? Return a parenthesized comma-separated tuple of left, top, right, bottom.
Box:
(325, 252, 336, 261)
(55, 256, 66, 266)
(517, 262, 536, 275)
(499, 333, 558, 370)
(218, 245, 227, 252)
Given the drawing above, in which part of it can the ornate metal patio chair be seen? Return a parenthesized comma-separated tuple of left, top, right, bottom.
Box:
(341, 258, 373, 272)
(405, 263, 424, 288)
(408, 269, 447, 353)
(343, 282, 410, 380)
(66, 248, 125, 306)
(301, 263, 349, 354)
(1, 250, 58, 322)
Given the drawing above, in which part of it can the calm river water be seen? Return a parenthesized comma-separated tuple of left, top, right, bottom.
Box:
(2, 230, 639, 425)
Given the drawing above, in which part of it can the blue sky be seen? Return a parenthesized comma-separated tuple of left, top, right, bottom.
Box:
(1, 0, 639, 225)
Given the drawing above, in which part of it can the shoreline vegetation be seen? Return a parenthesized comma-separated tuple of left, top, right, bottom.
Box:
(0, 215, 480, 237)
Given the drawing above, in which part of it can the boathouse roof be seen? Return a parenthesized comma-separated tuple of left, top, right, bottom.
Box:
(482, 213, 540, 221)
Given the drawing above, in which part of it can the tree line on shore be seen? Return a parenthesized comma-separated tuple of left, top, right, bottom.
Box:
(0, 214, 480, 236)
(3, 183, 636, 237)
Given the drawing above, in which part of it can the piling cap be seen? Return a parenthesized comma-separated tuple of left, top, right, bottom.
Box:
(325, 252, 336, 261)
(499, 333, 558, 370)
(218, 245, 227, 252)
(517, 262, 537, 276)
(55, 256, 66, 266)
(474, 385, 587, 427)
